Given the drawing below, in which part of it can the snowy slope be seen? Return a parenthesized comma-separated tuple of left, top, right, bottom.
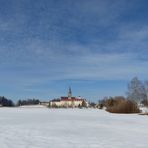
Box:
(0, 108, 148, 148)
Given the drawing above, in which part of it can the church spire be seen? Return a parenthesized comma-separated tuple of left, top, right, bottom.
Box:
(68, 87, 72, 99)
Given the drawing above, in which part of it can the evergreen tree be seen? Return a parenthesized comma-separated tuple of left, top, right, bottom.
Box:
(0, 96, 14, 107)
(16, 99, 40, 106)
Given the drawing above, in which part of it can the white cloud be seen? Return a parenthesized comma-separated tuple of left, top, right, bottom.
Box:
(2, 52, 147, 83)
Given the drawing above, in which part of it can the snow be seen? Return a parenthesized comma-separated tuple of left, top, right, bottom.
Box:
(0, 108, 148, 148)
(140, 107, 148, 113)
(19, 105, 46, 108)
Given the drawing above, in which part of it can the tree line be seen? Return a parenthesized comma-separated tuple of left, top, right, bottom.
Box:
(0, 96, 14, 107)
(16, 99, 40, 106)
(0, 97, 40, 107)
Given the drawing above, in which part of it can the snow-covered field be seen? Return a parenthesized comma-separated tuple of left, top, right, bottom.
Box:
(0, 108, 148, 148)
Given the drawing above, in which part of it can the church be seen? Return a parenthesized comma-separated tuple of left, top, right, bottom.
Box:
(49, 87, 88, 108)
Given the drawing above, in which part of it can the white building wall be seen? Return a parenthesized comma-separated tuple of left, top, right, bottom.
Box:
(50, 100, 83, 107)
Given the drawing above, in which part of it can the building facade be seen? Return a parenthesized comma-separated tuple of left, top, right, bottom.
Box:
(49, 87, 88, 108)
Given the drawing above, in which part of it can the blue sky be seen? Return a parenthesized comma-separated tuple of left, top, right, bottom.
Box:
(0, 0, 148, 102)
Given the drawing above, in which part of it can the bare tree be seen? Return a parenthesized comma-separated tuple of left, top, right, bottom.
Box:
(144, 80, 148, 100)
(127, 77, 147, 104)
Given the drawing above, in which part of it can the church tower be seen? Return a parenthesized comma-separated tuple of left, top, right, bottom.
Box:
(68, 87, 72, 99)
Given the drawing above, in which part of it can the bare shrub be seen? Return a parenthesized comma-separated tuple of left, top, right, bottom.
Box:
(106, 99, 140, 114)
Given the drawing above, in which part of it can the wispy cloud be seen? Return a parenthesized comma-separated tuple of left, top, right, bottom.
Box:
(0, 0, 148, 99)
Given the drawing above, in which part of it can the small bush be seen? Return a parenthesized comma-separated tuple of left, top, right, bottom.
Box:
(106, 99, 140, 114)
(98, 103, 103, 109)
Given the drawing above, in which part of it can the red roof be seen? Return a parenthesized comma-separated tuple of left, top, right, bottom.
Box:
(61, 97, 75, 100)
(50, 99, 61, 102)
(61, 97, 83, 101)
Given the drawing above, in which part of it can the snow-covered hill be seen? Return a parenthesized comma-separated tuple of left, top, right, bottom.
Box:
(0, 108, 148, 148)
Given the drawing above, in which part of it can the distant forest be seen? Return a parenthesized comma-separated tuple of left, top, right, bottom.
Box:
(0, 96, 14, 107)
(0, 97, 40, 107)
(17, 99, 40, 106)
